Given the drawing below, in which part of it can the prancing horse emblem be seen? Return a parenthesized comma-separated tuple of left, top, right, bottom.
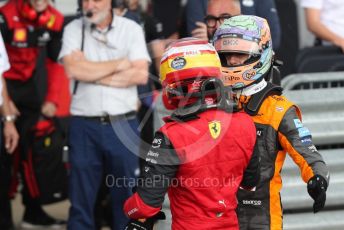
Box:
(209, 121, 221, 139)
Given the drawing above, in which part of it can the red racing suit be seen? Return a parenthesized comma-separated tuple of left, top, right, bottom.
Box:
(0, 1, 69, 200)
(0, 0, 64, 106)
(124, 109, 260, 230)
(236, 83, 330, 230)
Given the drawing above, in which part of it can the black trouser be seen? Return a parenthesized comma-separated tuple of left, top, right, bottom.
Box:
(0, 122, 14, 230)
(6, 77, 43, 211)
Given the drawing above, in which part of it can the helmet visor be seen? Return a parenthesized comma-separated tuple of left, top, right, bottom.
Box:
(214, 37, 260, 56)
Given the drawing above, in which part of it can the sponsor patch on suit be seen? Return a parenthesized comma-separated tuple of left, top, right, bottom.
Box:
(298, 127, 311, 138)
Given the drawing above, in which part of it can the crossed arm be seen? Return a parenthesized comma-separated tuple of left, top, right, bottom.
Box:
(62, 50, 149, 87)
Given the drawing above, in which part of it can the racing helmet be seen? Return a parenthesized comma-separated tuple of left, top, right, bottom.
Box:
(160, 37, 222, 110)
(213, 15, 274, 89)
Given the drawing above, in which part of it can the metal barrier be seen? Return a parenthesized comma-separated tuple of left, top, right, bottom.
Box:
(282, 71, 344, 90)
(284, 88, 344, 146)
(282, 72, 344, 146)
(284, 210, 344, 230)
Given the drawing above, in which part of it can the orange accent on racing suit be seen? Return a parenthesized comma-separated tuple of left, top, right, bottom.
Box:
(237, 91, 329, 230)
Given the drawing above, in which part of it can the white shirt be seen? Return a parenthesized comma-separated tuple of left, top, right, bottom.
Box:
(301, 0, 344, 41)
(0, 32, 10, 106)
(59, 15, 151, 116)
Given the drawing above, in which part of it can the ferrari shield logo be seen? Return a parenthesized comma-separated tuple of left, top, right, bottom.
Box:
(47, 15, 56, 29)
(209, 121, 221, 139)
(14, 28, 27, 42)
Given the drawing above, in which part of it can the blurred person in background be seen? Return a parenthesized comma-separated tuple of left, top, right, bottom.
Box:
(125, 0, 164, 75)
(301, 0, 344, 52)
(190, 0, 240, 42)
(0, 31, 18, 155)
(188, 0, 281, 49)
(152, 0, 181, 41)
(113, 0, 140, 23)
(213, 15, 329, 230)
(0, 30, 19, 230)
(0, 0, 66, 228)
(59, 0, 150, 229)
(125, 0, 165, 156)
